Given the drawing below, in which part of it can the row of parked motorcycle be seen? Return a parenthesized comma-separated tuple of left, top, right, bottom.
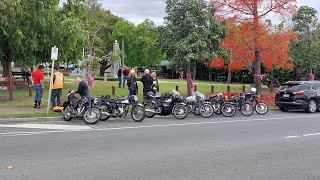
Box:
(62, 88, 268, 125)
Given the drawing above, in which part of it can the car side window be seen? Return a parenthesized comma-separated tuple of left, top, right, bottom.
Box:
(301, 83, 312, 90)
(312, 83, 320, 90)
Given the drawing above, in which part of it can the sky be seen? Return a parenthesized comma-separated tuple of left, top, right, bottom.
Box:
(97, 0, 320, 25)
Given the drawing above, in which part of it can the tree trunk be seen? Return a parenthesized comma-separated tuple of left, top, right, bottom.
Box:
(254, 51, 262, 94)
(1, 49, 11, 77)
(227, 68, 232, 83)
(187, 63, 192, 96)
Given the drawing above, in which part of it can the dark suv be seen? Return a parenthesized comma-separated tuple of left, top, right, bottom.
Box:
(275, 81, 320, 113)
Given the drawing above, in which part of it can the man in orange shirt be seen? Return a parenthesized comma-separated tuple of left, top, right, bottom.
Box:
(31, 65, 45, 109)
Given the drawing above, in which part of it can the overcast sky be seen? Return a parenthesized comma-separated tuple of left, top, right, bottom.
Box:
(97, 0, 320, 25)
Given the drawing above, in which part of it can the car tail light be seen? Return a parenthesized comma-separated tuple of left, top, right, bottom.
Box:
(293, 91, 304, 95)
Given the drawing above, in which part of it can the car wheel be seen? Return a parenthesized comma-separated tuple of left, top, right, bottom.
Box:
(279, 107, 289, 112)
(306, 99, 317, 113)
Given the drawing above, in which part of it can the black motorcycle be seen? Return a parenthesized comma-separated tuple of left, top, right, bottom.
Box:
(221, 93, 254, 117)
(97, 95, 146, 122)
(208, 93, 225, 115)
(62, 91, 101, 124)
(143, 90, 188, 119)
(245, 88, 268, 115)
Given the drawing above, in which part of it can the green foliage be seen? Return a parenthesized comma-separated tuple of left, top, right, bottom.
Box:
(112, 19, 164, 68)
(158, 0, 225, 69)
(291, 6, 320, 78)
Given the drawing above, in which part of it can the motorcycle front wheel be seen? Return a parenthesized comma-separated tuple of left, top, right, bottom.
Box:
(131, 105, 146, 122)
(240, 102, 254, 116)
(144, 103, 156, 118)
(221, 104, 236, 117)
(200, 103, 214, 118)
(173, 104, 188, 119)
(83, 108, 101, 125)
(63, 105, 73, 121)
(255, 102, 268, 115)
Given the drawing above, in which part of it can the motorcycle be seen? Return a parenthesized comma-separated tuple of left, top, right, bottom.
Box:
(245, 88, 268, 115)
(221, 93, 254, 117)
(185, 91, 214, 118)
(208, 93, 225, 115)
(97, 95, 146, 122)
(144, 90, 188, 119)
(62, 91, 101, 124)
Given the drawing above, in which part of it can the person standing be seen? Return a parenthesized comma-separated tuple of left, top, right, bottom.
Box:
(117, 66, 123, 88)
(151, 72, 159, 93)
(51, 66, 64, 108)
(122, 66, 130, 88)
(141, 69, 153, 99)
(179, 69, 184, 82)
(127, 70, 138, 96)
(31, 65, 45, 109)
(74, 77, 89, 98)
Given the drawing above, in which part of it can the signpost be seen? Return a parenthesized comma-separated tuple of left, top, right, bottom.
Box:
(46, 45, 58, 114)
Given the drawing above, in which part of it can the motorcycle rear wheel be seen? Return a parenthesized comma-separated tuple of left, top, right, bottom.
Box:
(240, 102, 254, 116)
(144, 103, 156, 118)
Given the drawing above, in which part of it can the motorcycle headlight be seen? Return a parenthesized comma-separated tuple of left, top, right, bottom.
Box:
(133, 96, 138, 102)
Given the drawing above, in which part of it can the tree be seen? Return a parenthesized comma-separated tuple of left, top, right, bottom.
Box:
(211, 0, 297, 93)
(112, 19, 164, 68)
(159, 0, 225, 95)
(291, 6, 320, 80)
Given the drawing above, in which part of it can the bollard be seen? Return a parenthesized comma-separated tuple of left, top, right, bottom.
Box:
(112, 85, 115, 96)
(211, 85, 214, 94)
(194, 85, 197, 91)
(227, 85, 230, 93)
(28, 85, 32, 97)
(242, 85, 245, 92)
(176, 85, 179, 92)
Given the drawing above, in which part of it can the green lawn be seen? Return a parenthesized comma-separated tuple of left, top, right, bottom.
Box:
(0, 77, 250, 118)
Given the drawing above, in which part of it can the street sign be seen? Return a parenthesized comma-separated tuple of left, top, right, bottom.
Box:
(51, 46, 59, 60)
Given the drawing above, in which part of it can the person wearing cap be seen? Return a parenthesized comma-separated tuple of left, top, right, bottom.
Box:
(51, 66, 64, 108)
(31, 65, 45, 109)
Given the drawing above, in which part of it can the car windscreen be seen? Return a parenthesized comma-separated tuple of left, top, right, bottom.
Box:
(278, 84, 301, 92)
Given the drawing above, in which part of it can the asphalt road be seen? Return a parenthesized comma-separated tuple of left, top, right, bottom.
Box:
(1, 110, 320, 180)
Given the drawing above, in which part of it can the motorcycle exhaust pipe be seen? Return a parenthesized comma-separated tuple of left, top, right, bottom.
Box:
(102, 112, 111, 116)
(145, 109, 155, 113)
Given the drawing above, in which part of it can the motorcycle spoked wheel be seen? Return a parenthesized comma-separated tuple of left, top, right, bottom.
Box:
(83, 108, 101, 125)
(131, 105, 146, 122)
(255, 102, 268, 115)
(221, 104, 236, 117)
(144, 103, 156, 118)
(63, 105, 73, 121)
(173, 104, 188, 120)
(240, 102, 254, 116)
(199, 103, 214, 118)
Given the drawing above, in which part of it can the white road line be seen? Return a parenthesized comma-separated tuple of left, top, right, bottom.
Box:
(1, 114, 320, 137)
(0, 123, 92, 130)
(285, 133, 320, 139)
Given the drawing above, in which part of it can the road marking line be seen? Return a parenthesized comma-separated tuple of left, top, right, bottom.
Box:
(2, 114, 320, 137)
(285, 133, 320, 139)
(0, 123, 92, 130)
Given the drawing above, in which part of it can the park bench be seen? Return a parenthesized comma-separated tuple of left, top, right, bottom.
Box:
(215, 75, 226, 82)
